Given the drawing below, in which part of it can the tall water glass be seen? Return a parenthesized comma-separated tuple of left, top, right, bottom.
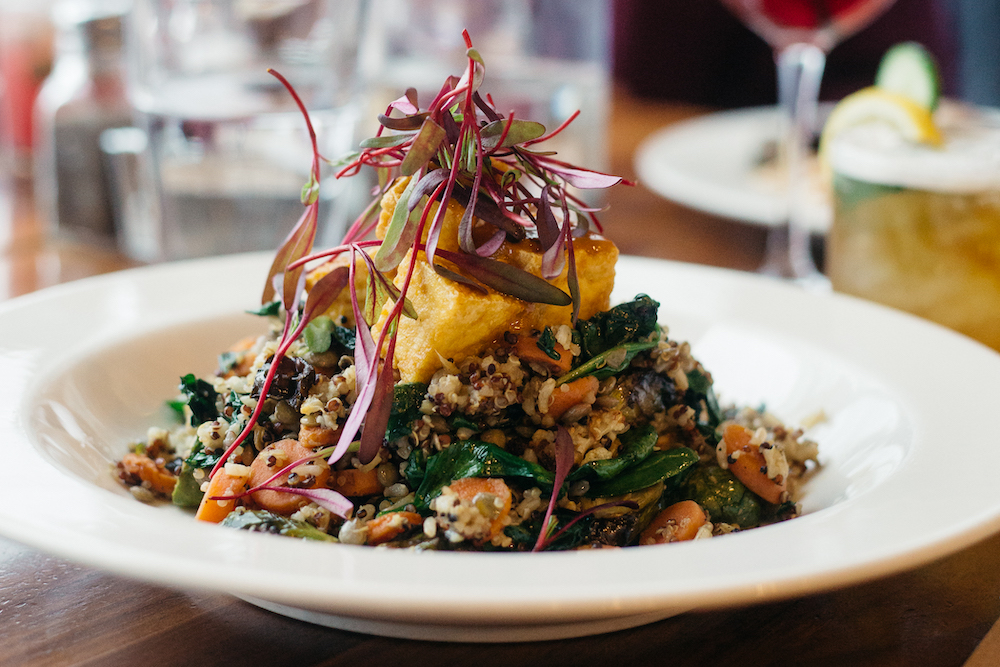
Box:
(122, 0, 367, 261)
(720, 0, 896, 284)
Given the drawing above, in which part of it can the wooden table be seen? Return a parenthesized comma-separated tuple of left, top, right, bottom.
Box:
(1, 91, 998, 667)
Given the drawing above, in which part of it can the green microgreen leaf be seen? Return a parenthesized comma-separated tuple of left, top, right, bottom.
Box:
(480, 119, 546, 150)
(356, 247, 418, 323)
(360, 133, 415, 149)
(300, 171, 320, 205)
(461, 47, 486, 92)
(401, 118, 446, 176)
(374, 174, 420, 272)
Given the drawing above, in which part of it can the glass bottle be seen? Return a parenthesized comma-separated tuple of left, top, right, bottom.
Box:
(34, 1, 131, 244)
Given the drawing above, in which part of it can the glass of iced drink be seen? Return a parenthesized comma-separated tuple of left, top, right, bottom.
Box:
(826, 103, 1000, 350)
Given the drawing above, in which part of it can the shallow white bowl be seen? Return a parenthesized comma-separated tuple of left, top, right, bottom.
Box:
(2, 253, 1000, 642)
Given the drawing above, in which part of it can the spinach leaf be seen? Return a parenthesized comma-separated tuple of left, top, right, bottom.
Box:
(330, 324, 356, 352)
(556, 340, 657, 384)
(415, 441, 554, 505)
(567, 425, 657, 482)
(449, 415, 479, 432)
(585, 447, 697, 498)
(184, 441, 222, 470)
(576, 294, 659, 358)
(221, 509, 337, 541)
(405, 447, 428, 490)
(386, 382, 428, 442)
(217, 351, 239, 374)
(536, 326, 561, 361)
(247, 300, 281, 317)
(166, 399, 186, 421)
(681, 466, 761, 528)
(179, 373, 218, 426)
(685, 367, 723, 441)
(505, 508, 594, 551)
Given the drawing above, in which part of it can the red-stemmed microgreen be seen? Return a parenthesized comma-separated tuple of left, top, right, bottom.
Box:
(532, 426, 576, 552)
(534, 499, 641, 552)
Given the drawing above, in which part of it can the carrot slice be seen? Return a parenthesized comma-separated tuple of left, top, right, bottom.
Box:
(299, 424, 341, 448)
(221, 336, 259, 378)
(120, 452, 177, 496)
(367, 511, 424, 546)
(723, 423, 786, 505)
(195, 470, 247, 523)
(514, 332, 572, 376)
(639, 500, 708, 545)
(248, 439, 331, 515)
(447, 477, 512, 541)
(546, 375, 599, 420)
(327, 468, 383, 497)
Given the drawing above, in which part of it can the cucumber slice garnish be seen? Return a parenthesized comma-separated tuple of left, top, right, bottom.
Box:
(875, 41, 940, 111)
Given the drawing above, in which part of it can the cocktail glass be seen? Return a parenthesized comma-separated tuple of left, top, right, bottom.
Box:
(719, 0, 897, 285)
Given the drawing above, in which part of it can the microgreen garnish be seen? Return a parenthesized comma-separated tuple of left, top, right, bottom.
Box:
(205, 33, 627, 515)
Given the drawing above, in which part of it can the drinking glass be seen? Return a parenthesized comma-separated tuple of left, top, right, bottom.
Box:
(719, 0, 897, 284)
(826, 104, 1000, 351)
(121, 0, 368, 262)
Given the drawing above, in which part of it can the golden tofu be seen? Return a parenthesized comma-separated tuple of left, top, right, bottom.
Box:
(497, 234, 618, 327)
(376, 233, 617, 383)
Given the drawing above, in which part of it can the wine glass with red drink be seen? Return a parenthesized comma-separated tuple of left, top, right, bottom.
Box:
(719, 0, 897, 283)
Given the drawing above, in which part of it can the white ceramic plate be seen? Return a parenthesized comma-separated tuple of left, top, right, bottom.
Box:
(635, 106, 832, 232)
(2, 253, 1000, 642)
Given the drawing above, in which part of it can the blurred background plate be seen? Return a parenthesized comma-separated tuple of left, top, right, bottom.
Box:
(635, 105, 832, 233)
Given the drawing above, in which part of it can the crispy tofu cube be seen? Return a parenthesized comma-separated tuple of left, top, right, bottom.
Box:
(499, 234, 618, 326)
(377, 233, 617, 383)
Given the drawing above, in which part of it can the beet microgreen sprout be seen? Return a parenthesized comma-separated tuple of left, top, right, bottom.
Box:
(532, 426, 576, 552)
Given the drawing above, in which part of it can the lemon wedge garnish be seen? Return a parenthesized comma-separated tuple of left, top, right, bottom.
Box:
(820, 86, 943, 158)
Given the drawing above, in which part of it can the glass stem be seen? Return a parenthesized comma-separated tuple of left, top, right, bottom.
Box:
(764, 42, 827, 284)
